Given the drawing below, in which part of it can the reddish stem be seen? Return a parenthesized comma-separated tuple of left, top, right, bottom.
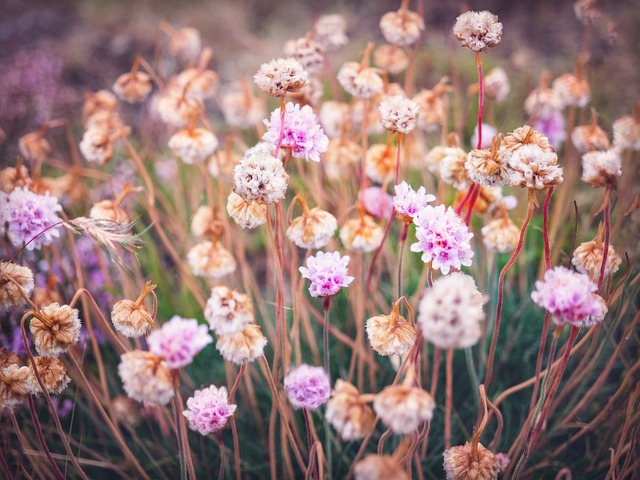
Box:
(464, 184, 480, 225)
(274, 97, 287, 157)
(597, 190, 611, 291)
(27, 395, 64, 480)
(475, 52, 484, 150)
(394, 133, 403, 184)
(445, 348, 454, 449)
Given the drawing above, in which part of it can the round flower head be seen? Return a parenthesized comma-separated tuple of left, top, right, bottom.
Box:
(413, 85, 448, 132)
(377, 95, 420, 134)
(355, 455, 410, 480)
(374, 44, 409, 75)
(453, 10, 502, 52)
(465, 137, 508, 187)
(612, 114, 640, 151)
(148, 316, 213, 369)
(359, 187, 393, 220)
(30, 303, 81, 356)
(325, 380, 375, 441)
(552, 73, 590, 108)
(324, 138, 361, 180)
(443, 442, 500, 480)
(1, 186, 62, 251)
(481, 217, 520, 253)
(254, 57, 308, 97)
(156, 90, 199, 128)
(571, 124, 610, 154)
(340, 214, 384, 253)
(1, 262, 35, 310)
(118, 350, 174, 405)
(27, 356, 70, 396)
(313, 14, 348, 51)
(534, 111, 566, 149)
(233, 144, 289, 204)
(574, 293, 608, 328)
(82, 89, 118, 122)
(226, 191, 267, 229)
(366, 302, 416, 357)
(410, 205, 474, 275)
(299, 251, 354, 298)
(173, 67, 219, 101)
(19, 132, 51, 163)
(183, 385, 237, 435)
(524, 87, 562, 121)
(190, 206, 222, 240)
(572, 240, 621, 280)
(110, 281, 157, 338)
(484, 67, 510, 102)
(166, 27, 201, 61)
(0, 364, 31, 412)
(581, 149, 622, 188)
(379, 8, 424, 47)
(89, 199, 128, 223)
(337, 62, 384, 99)
(221, 89, 266, 129)
(393, 181, 435, 223)
(1, 163, 31, 193)
(283, 37, 325, 74)
(320, 101, 351, 139)
(284, 364, 331, 410)
(418, 272, 487, 349)
(216, 324, 267, 365)
(168, 128, 218, 165)
(531, 266, 602, 326)
(365, 143, 396, 183)
(187, 240, 237, 280)
(373, 384, 435, 434)
(113, 70, 152, 104)
(205, 286, 254, 336)
(287, 204, 337, 250)
(79, 128, 115, 165)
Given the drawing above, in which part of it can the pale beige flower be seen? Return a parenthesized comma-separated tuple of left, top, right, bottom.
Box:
(325, 380, 375, 441)
(89, 200, 128, 223)
(169, 128, 218, 164)
(481, 217, 520, 253)
(373, 384, 435, 434)
(284, 37, 325, 74)
(174, 67, 219, 101)
(324, 138, 361, 180)
(0, 364, 31, 412)
(113, 71, 152, 103)
(226, 192, 268, 229)
(221, 87, 266, 129)
(216, 324, 267, 365)
(365, 143, 396, 183)
(337, 62, 384, 99)
(187, 241, 236, 279)
(1, 164, 31, 193)
(27, 356, 70, 395)
(340, 212, 384, 252)
(612, 114, 640, 151)
(571, 123, 610, 154)
(156, 90, 200, 128)
(191, 206, 223, 239)
(319, 101, 351, 138)
(166, 27, 201, 61)
(1, 262, 35, 310)
(313, 14, 348, 51)
(465, 136, 507, 187)
(233, 145, 289, 205)
(378, 95, 420, 134)
(453, 10, 502, 52)
(443, 442, 500, 480)
(524, 87, 562, 120)
(366, 302, 416, 356)
(373, 44, 409, 75)
(379, 8, 424, 47)
(484, 67, 510, 102)
(118, 350, 174, 405)
(572, 239, 622, 280)
(286, 199, 337, 250)
(354, 454, 410, 480)
(30, 303, 81, 356)
(82, 90, 119, 123)
(79, 128, 114, 165)
(254, 57, 308, 97)
(413, 81, 449, 132)
(112, 396, 141, 426)
(19, 132, 51, 163)
(581, 149, 622, 188)
(205, 286, 254, 336)
(552, 73, 590, 108)
(0, 349, 20, 369)
(111, 281, 157, 338)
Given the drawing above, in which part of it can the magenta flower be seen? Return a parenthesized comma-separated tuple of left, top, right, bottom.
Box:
(393, 181, 435, 222)
(183, 385, 237, 435)
(359, 186, 394, 219)
(410, 204, 474, 275)
(284, 364, 331, 410)
(299, 251, 354, 298)
(1, 186, 62, 250)
(263, 102, 329, 162)
(531, 266, 602, 326)
(148, 316, 213, 369)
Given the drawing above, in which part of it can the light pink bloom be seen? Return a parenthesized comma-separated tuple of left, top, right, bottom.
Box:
(359, 187, 394, 219)
(299, 251, 354, 298)
(148, 316, 213, 369)
(263, 102, 329, 162)
(393, 181, 435, 222)
(183, 385, 237, 435)
(534, 111, 566, 149)
(284, 364, 331, 410)
(410, 205, 474, 275)
(531, 266, 602, 326)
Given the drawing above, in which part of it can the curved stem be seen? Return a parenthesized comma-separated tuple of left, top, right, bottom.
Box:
(27, 395, 64, 480)
(597, 189, 611, 292)
(303, 409, 317, 480)
(377, 428, 393, 455)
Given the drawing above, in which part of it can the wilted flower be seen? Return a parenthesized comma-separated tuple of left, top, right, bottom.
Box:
(287, 199, 337, 249)
(173, 67, 219, 101)
(118, 350, 174, 405)
(552, 73, 590, 108)
(373, 384, 435, 434)
(19, 131, 51, 163)
(373, 44, 408, 75)
(205, 286, 254, 336)
(1, 262, 35, 310)
(413, 83, 448, 132)
(393, 181, 435, 223)
(443, 442, 500, 480)
(82, 90, 118, 122)
(283, 37, 325, 74)
(337, 61, 384, 99)
(156, 90, 200, 128)
(379, 8, 424, 47)
(481, 217, 520, 253)
(465, 136, 507, 187)
(325, 380, 375, 440)
(299, 251, 354, 298)
(89, 199, 128, 223)
(581, 149, 622, 188)
(216, 324, 267, 365)
(524, 86, 562, 120)
(254, 57, 308, 97)
(354, 455, 410, 480)
(30, 303, 81, 356)
(366, 302, 416, 356)
(27, 356, 70, 395)
(79, 128, 115, 165)
(233, 144, 289, 204)
(148, 316, 213, 369)
(113, 70, 152, 103)
(484, 67, 510, 102)
(110, 281, 156, 338)
(183, 385, 237, 435)
(453, 10, 502, 52)
(226, 192, 267, 229)
(169, 128, 218, 165)
(340, 213, 384, 253)
(187, 240, 237, 279)
(572, 239, 622, 279)
(0, 364, 31, 412)
(1, 163, 31, 193)
(571, 123, 610, 153)
(284, 364, 331, 410)
(324, 138, 361, 180)
(313, 14, 348, 51)
(191, 206, 222, 240)
(612, 114, 640, 151)
(221, 86, 266, 129)
(378, 95, 420, 134)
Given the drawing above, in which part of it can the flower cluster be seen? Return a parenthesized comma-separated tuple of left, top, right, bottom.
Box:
(148, 316, 213, 369)
(183, 385, 237, 436)
(299, 251, 354, 298)
(284, 364, 331, 410)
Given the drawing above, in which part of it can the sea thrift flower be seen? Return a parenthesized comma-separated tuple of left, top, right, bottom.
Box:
(531, 266, 602, 326)
(113, 71, 152, 103)
(173, 68, 219, 101)
(465, 139, 508, 187)
(205, 286, 254, 336)
(354, 455, 410, 480)
(418, 272, 487, 349)
(226, 192, 267, 229)
(27, 356, 70, 395)
(380, 8, 424, 46)
(571, 123, 610, 153)
(366, 303, 416, 356)
(79, 128, 114, 164)
(393, 181, 435, 223)
(313, 14, 348, 51)
(359, 187, 394, 220)
(287, 206, 337, 250)
(233, 144, 289, 204)
(191, 205, 222, 240)
(263, 102, 329, 162)
(254, 57, 308, 97)
(373, 44, 409, 74)
(534, 111, 566, 149)
(319, 101, 351, 138)
(365, 144, 396, 183)
(221, 87, 265, 129)
(82, 89, 118, 122)
(340, 215, 384, 252)
(118, 350, 174, 405)
(413, 85, 447, 132)
(169, 128, 218, 164)
(187, 240, 237, 279)
(112, 396, 141, 427)
(410, 205, 474, 275)
(1, 186, 62, 250)
(377, 95, 420, 134)
(284, 364, 331, 410)
(283, 37, 325, 74)
(575, 294, 608, 328)
(325, 380, 375, 441)
(324, 138, 361, 180)
(443, 442, 500, 480)
(337, 62, 384, 98)
(30, 303, 81, 356)
(552, 73, 591, 108)
(299, 251, 354, 298)
(19, 132, 51, 163)
(110, 282, 156, 338)
(484, 67, 510, 102)
(216, 324, 267, 365)
(89, 199, 128, 223)
(373, 384, 435, 434)
(481, 217, 520, 253)
(524, 87, 562, 120)
(453, 10, 503, 52)
(183, 385, 237, 435)
(612, 114, 640, 151)
(581, 149, 622, 188)
(0, 364, 30, 412)
(572, 240, 622, 279)
(155, 91, 199, 128)
(166, 27, 201, 61)
(148, 316, 213, 369)
(1, 164, 31, 193)
(1, 262, 35, 309)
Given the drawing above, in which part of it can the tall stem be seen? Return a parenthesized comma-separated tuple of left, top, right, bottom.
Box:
(475, 52, 484, 150)
(597, 189, 611, 292)
(323, 297, 331, 377)
(216, 431, 226, 480)
(445, 348, 454, 449)
(303, 409, 317, 480)
(394, 133, 403, 184)
(397, 223, 409, 299)
(26, 395, 64, 480)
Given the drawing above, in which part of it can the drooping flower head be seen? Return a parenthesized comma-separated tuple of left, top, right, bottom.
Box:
(118, 350, 174, 405)
(410, 205, 474, 275)
(373, 384, 435, 434)
(30, 303, 81, 356)
(581, 149, 622, 188)
(183, 385, 237, 436)
(379, 8, 425, 47)
(286, 202, 337, 250)
(216, 324, 267, 365)
(204, 286, 254, 336)
(147, 316, 213, 369)
(299, 251, 354, 298)
(393, 181, 435, 223)
(284, 364, 331, 410)
(1, 262, 35, 310)
(443, 442, 501, 480)
(325, 380, 375, 441)
(313, 14, 349, 51)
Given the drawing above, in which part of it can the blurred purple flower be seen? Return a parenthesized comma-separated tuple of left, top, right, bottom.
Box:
(534, 111, 566, 149)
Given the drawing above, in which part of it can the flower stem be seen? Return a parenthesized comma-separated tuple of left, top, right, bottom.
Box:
(397, 223, 409, 299)
(597, 189, 612, 291)
(445, 348, 454, 449)
(475, 52, 484, 150)
(323, 297, 331, 377)
(394, 132, 403, 185)
(27, 394, 64, 480)
(303, 409, 317, 480)
(217, 431, 226, 480)
(274, 97, 287, 157)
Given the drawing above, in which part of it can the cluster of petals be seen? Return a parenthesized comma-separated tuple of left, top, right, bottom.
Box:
(183, 385, 237, 436)
(253, 57, 308, 97)
(299, 251, 354, 298)
(377, 95, 420, 134)
(284, 364, 331, 410)
(147, 316, 213, 369)
(233, 143, 289, 205)
(393, 181, 435, 223)
(453, 10, 502, 52)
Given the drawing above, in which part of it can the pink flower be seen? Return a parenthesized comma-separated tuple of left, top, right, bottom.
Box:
(183, 385, 237, 435)
(263, 102, 329, 162)
(1, 186, 62, 250)
(359, 186, 393, 219)
(299, 251, 354, 298)
(284, 364, 330, 410)
(410, 204, 474, 275)
(531, 266, 602, 326)
(148, 316, 213, 369)
(534, 111, 566, 149)
(393, 181, 435, 222)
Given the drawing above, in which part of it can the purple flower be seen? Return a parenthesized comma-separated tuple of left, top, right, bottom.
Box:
(410, 204, 474, 275)
(183, 385, 237, 435)
(299, 251, 354, 298)
(263, 102, 329, 162)
(1, 187, 62, 251)
(148, 316, 213, 369)
(393, 181, 435, 222)
(284, 364, 330, 410)
(531, 266, 602, 326)
(534, 111, 566, 149)
(359, 187, 394, 219)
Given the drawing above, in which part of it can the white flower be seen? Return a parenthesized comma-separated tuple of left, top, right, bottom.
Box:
(377, 95, 420, 134)
(233, 145, 289, 205)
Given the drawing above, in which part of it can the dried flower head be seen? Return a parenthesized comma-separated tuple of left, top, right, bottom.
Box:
(216, 324, 267, 365)
(27, 356, 70, 395)
(366, 302, 416, 356)
(148, 316, 212, 369)
(438, 146, 471, 189)
(226, 191, 267, 229)
(1, 163, 31, 193)
(413, 84, 448, 132)
(187, 240, 237, 280)
(284, 364, 331, 410)
(156, 90, 200, 128)
(418, 272, 487, 349)
(118, 350, 174, 405)
(166, 27, 201, 61)
(284, 37, 325, 74)
(183, 385, 237, 435)
(319, 101, 351, 139)
(324, 138, 361, 180)
(354, 454, 410, 480)
(380, 8, 424, 47)
(30, 303, 81, 356)
(524, 87, 562, 120)
(205, 286, 254, 336)
(90, 199, 128, 223)
(113, 70, 152, 103)
(221, 88, 266, 129)
(191, 206, 223, 240)
(0, 350, 20, 369)
(173, 67, 219, 101)
(82, 90, 119, 122)
(169, 128, 218, 165)
(325, 380, 375, 441)
(481, 217, 520, 253)
(465, 136, 508, 187)
(313, 14, 348, 51)
(287, 201, 337, 250)
(581, 149, 622, 188)
(110, 281, 156, 338)
(299, 251, 354, 298)
(254, 57, 308, 97)
(340, 213, 384, 253)
(484, 67, 510, 102)
(0, 364, 30, 412)
(553, 73, 590, 108)
(365, 143, 396, 183)
(337, 62, 384, 99)
(443, 442, 500, 480)
(233, 144, 289, 205)
(373, 44, 408, 75)
(612, 114, 640, 151)
(19, 132, 51, 163)
(1, 262, 35, 310)
(374, 384, 435, 434)
(572, 239, 622, 279)
(112, 396, 141, 427)
(378, 95, 420, 134)
(572, 128, 609, 157)
(393, 181, 435, 223)
(453, 10, 502, 52)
